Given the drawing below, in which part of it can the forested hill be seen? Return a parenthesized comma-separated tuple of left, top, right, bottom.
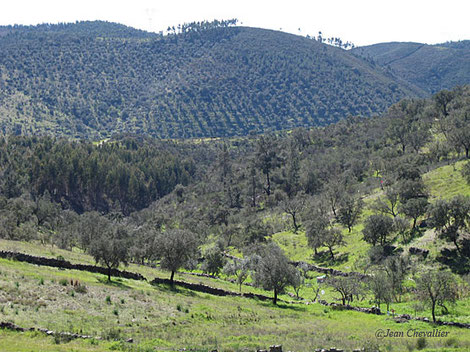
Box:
(0, 21, 425, 139)
(352, 41, 470, 94)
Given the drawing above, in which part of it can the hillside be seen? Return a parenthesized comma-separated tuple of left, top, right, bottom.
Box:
(0, 21, 425, 139)
(352, 41, 470, 94)
(0, 86, 470, 351)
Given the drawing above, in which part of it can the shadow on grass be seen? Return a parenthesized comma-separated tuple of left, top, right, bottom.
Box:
(96, 276, 132, 289)
(437, 247, 470, 275)
(312, 251, 349, 266)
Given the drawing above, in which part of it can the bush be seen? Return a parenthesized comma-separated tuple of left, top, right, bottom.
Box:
(75, 283, 87, 294)
(59, 278, 68, 286)
(416, 337, 427, 350)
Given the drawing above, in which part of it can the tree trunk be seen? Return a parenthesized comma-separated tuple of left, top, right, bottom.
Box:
(292, 214, 299, 233)
(265, 172, 271, 196)
(453, 239, 461, 254)
(170, 270, 175, 286)
(329, 247, 335, 260)
(107, 267, 111, 282)
(431, 300, 436, 322)
(251, 175, 257, 207)
(273, 288, 278, 305)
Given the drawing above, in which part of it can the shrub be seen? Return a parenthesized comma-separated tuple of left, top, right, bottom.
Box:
(75, 283, 87, 294)
(59, 278, 68, 286)
(416, 337, 427, 350)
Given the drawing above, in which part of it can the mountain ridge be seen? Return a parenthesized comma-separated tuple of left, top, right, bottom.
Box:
(352, 40, 470, 94)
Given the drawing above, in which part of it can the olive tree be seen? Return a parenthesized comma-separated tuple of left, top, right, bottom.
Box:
(415, 270, 458, 322)
(253, 243, 297, 305)
(362, 214, 394, 247)
(156, 229, 198, 285)
(325, 276, 364, 305)
(223, 257, 253, 293)
(89, 224, 130, 282)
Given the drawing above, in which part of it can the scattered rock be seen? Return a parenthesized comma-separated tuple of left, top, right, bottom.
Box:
(269, 345, 282, 352)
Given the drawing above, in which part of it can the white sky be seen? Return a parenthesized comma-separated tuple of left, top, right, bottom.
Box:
(1, 0, 469, 46)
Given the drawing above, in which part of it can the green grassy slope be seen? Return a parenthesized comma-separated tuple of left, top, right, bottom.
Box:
(1, 239, 470, 352)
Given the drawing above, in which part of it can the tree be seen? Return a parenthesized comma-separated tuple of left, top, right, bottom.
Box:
(373, 186, 400, 217)
(446, 110, 470, 158)
(89, 224, 129, 281)
(255, 135, 282, 196)
(325, 276, 364, 305)
(201, 243, 226, 276)
(156, 229, 198, 285)
(362, 214, 394, 247)
(400, 197, 428, 230)
(79, 212, 112, 252)
(337, 195, 364, 232)
(223, 257, 252, 293)
(368, 271, 393, 310)
(324, 180, 345, 218)
(305, 211, 329, 255)
(433, 89, 454, 117)
(429, 196, 470, 254)
(253, 243, 297, 304)
(415, 270, 458, 322)
(382, 255, 409, 303)
(322, 227, 345, 260)
(408, 121, 430, 153)
(280, 193, 307, 233)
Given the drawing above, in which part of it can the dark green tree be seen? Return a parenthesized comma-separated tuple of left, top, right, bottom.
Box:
(362, 214, 394, 247)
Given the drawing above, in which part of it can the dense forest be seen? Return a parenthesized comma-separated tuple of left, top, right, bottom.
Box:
(0, 21, 425, 139)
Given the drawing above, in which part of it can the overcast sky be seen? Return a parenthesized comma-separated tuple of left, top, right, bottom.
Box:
(1, 0, 469, 46)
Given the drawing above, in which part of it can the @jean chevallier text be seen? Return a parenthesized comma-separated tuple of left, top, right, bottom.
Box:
(375, 328, 449, 339)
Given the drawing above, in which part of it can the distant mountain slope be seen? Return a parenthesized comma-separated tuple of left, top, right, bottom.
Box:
(0, 21, 425, 139)
(352, 41, 470, 94)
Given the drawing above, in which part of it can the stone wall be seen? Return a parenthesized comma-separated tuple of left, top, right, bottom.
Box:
(151, 277, 274, 301)
(290, 261, 369, 280)
(0, 251, 145, 281)
(317, 300, 382, 315)
(394, 314, 470, 329)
